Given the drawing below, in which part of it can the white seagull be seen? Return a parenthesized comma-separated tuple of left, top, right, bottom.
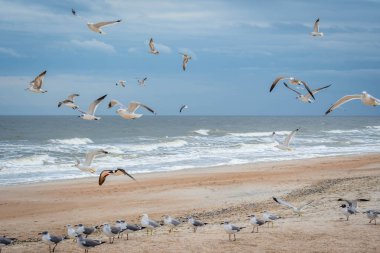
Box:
(263, 211, 281, 228)
(76, 234, 105, 253)
(87, 19, 122, 34)
(148, 38, 159, 54)
(272, 128, 299, 151)
(78, 94, 107, 120)
(248, 214, 265, 233)
(75, 149, 108, 173)
(273, 197, 314, 216)
(108, 100, 155, 119)
(39, 231, 64, 253)
(283, 83, 331, 103)
(222, 221, 245, 241)
(188, 217, 207, 233)
(140, 214, 161, 235)
(325, 91, 380, 115)
(163, 215, 181, 233)
(179, 53, 191, 71)
(270, 76, 315, 100)
(58, 94, 80, 109)
(26, 70, 47, 93)
(98, 168, 136, 186)
(310, 18, 324, 37)
(66, 224, 79, 242)
(116, 80, 126, 87)
(101, 223, 121, 244)
(137, 77, 148, 86)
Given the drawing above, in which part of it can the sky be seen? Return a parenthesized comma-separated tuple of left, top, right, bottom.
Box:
(0, 0, 380, 116)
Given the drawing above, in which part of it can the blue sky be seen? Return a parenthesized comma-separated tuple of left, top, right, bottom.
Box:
(0, 0, 379, 115)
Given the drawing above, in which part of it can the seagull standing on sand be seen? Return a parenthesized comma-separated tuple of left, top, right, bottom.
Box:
(0, 236, 14, 253)
(338, 198, 369, 220)
(75, 224, 98, 238)
(222, 221, 245, 241)
(248, 214, 265, 233)
(179, 105, 188, 113)
(58, 94, 80, 109)
(76, 234, 105, 253)
(118, 221, 142, 240)
(116, 80, 126, 87)
(363, 210, 380, 225)
(98, 168, 136, 186)
(310, 18, 324, 37)
(39, 231, 65, 253)
(141, 214, 161, 235)
(26, 70, 47, 93)
(66, 224, 79, 242)
(272, 128, 299, 151)
(78, 94, 107, 120)
(325, 91, 380, 115)
(263, 211, 281, 228)
(101, 223, 121, 244)
(270, 76, 315, 100)
(87, 19, 122, 34)
(149, 38, 159, 54)
(179, 53, 191, 71)
(163, 215, 181, 233)
(75, 149, 108, 173)
(188, 217, 207, 233)
(108, 100, 155, 119)
(272, 197, 314, 216)
(283, 83, 331, 103)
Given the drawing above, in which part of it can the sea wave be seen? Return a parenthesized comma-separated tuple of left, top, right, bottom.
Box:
(131, 140, 188, 151)
(48, 138, 94, 145)
(5, 154, 56, 166)
(323, 129, 361, 134)
(193, 129, 210, 136)
(229, 131, 289, 137)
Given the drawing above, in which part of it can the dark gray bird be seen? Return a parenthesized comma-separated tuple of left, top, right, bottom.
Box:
(76, 234, 105, 253)
(98, 168, 136, 186)
(188, 217, 207, 233)
(71, 8, 76, 16)
(39, 231, 65, 253)
(248, 214, 265, 233)
(0, 236, 15, 253)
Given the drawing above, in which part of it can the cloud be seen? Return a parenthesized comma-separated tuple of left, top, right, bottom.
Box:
(69, 39, 116, 53)
(0, 47, 22, 57)
(154, 42, 172, 54)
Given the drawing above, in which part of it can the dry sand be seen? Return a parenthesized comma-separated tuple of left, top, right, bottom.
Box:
(1, 154, 380, 252)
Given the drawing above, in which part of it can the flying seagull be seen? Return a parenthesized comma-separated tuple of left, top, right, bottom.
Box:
(78, 94, 107, 120)
(272, 128, 299, 151)
(179, 105, 188, 113)
(325, 91, 380, 115)
(140, 214, 161, 235)
(338, 198, 370, 220)
(75, 149, 108, 173)
(137, 77, 148, 86)
(98, 168, 136, 186)
(26, 70, 47, 93)
(71, 8, 76, 16)
(87, 19, 122, 34)
(248, 214, 265, 233)
(76, 234, 105, 253)
(163, 215, 181, 233)
(108, 100, 155, 119)
(263, 211, 281, 228)
(222, 221, 245, 241)
(179, 53, 191, 71)
(273, 197, 314, 216)
(270, 76, 315, 100)
(188, 217, 207, 233)
(283, 83, 331, 103)
(363, 210, 380, 225)
(116, 80, 126, 87)
(58, 94, 80, 109)
(148, 38, 159, 54)
(39, 231, 65, 253)
(310, 18, 324, 37)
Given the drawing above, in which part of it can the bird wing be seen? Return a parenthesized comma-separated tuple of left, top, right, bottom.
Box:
(149, 38, 155, 51)
(273, 197, 296, 210)
(283, 128, 299, 146)
(31, 70, 47, 89)
(182, 57, 189, 71)
(84, 149, 108, 166)
(98, 170, 113, 186)
(313, 18, 320, 33)
(325, 95, 362, 115)
(108, 99, 124, 109)
(149, 220, 160, 227)
(193, 220, 204, 226)
(67, 94, 79, 101)
(304, 84, 331, 99)
(93, 20, 122, 29)
(230, 224, 241, 231)
(299, 200, 314, 210)
(283, 82, 301, 95)
(49, 235, 63, 243)
(87, 94, 107, 115)
(180, 105, 187, 113)
(299, 80, 315, 100)
(114, 168, 137, 181)
(270, 76, 286, 92)
(139, 103, 155, 114)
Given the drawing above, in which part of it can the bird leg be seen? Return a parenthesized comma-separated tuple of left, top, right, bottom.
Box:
(251, 227, 254, 233)
(193, 227, 197, 233)
(233, 234, 236, 241)
(52, 244, 57, 252)
(127, 233, 129, 240)
(228, 234, 231, 241)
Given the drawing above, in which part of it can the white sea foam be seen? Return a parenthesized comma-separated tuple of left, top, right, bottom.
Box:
(193, 129, 210, 136)
(48, 138, 94, 145)
(130, 140, 188, 151)
(323, 129, 361, 134)
(229, 131, 290, 137)
(5, 154, 56, 166)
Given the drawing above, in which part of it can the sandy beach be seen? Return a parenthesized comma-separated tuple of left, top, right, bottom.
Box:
(1, 153, 380, 252)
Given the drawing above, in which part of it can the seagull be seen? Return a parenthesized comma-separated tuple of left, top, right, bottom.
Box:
(58, 94, 80, 109)
(179, 105, 188, 113)
(363, 210, 380, 225)
(116, 80, 126, 87)
(75, 149, 108, 173)
(338, 198, 370, 220)
(26, 70, 47, 93)
(108, 100, 155, 119)
(116, 220, 142, 240)
(179, 53, 191, 71)
(222, 221, 245, 241)
(263, 211, 281, 228)
(39, 231, 65, 253)
(188, 217, 207, 233)
(76, 234, 105, 253)
(273, 197, 314, 216)
(0, 236, 14, 253)
(71, 8, 76, 16)
(270, 76, 315, 100)
(148, 38, 159, 54)
(272, 128, 299, 151)
(102, 223, 121, 244)
(247, 214, 265, 233)
(66, 224, 79, 242)
(140, 214, 161, 235)
(310, 18, 324, 37)
(98, 168, 136, 186)
(75, 224, 98, 238)
(87, 19, 122, 34)
(115, 220, 127, 238)
(137, 77, 148, 86)
(325, 91, 380, 115)
(283, 83, 331, 103)
(163, 215, 181, 233)
(78, 94, 107, 120)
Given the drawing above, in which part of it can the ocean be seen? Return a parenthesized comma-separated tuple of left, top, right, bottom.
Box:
(0, 116, 379, 185)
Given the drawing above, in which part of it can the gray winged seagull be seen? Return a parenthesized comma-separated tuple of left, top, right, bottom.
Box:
(75, 224, 98, 238)
(39, 231, 65, 253)
(270, 76, 315, 100)
(310, 18, 324, 37)
(0, 236, 14, 253)
(222, 221, 245, 241)
(283, 83, 331, 103)
(363, 210, 380, 225)
(108, 99, 155, 119)
(179, 53, 191, 71)
(78, 94, 107, 120)
(98, 168, 136, 186)
(273, 197, 314, 216)
(116, 80, 126, 87)
(263, 211, 281, 228)
(248, 214, 265, 233)
(140, 214, 160, 235)
(101, 223, 121, 244)
(338, 198, 369, 220)
(76, 234, 105, 253)
(137, 77, 148, 86)
(179, 105, 188, 113)
(66, 224, 79, 242)
(188, 217, 207, 233)
(325, 91, 380, 115)
(26, 70, 47, 93)
(272, 128, 299, 151)
(149, 38, 159, 54)
(87, 19, 122, 34)
(116, 220, 142, 240)
(75, 149, 108, 173)
(58, 94, 80, 109)
(163, 215, 181, 233)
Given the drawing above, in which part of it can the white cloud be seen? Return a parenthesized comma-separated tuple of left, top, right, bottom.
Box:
(0, 47, 22, 57)
(154, 42, 172, 54)
(69, 39, 116, 53)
